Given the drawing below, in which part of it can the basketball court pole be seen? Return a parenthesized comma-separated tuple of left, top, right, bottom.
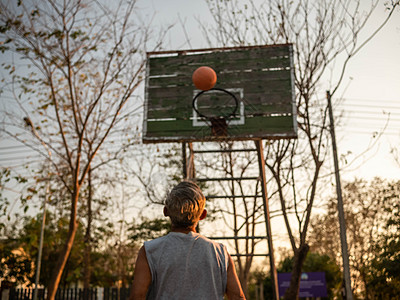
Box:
(187, 143, 195, 179)
(182, 142, 187, 179)
(182, 142, 195, 181)
(255, 140, 279, 300)
(327, 91, 353, 300)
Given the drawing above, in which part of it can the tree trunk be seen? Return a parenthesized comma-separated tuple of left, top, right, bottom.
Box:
(283, 244, 310, 300)
(47, 190, 80, 300)
(238, 272, 249, 299)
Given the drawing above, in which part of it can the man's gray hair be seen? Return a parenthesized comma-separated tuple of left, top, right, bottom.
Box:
(165, 181, 206, 228)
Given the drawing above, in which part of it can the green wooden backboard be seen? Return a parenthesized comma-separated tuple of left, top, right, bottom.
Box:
(143, 44, 297, 143)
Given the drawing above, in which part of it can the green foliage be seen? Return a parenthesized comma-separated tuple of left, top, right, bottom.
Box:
(0, 168, 32, 223)
(3, 212, 86, 287)
(0, 210, 140, 287)
(90, 241, 137, 288)
(365, 202, 400, 299)
(303, 253, 342, 299)
(128, 217, 170, 244)
(0, 242, 33, 287)
(247, 269, 274, 300)
(309, 177, 400, 298)
(0, 168, 11, 223)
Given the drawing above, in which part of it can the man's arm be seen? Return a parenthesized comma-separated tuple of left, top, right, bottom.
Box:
(226, 254, 246, 300)
(129, 246, 152, 300)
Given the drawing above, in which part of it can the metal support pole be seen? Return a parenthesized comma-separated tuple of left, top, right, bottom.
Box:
(182, 142, 195, 180)
(327, 91, 353, 300)
(33, 180, 49, 300)
(255, 140, 279, 300)
(182, 142, 187, 179)
(187, 143, 195, 180)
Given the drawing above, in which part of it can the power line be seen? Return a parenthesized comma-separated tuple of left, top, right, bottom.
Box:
(0, 144, 29, 150)
(0, 156, 41, 162)
(340, 130, 399, 136)
(339, 97, 400, 104)
(336, 102, 400, 109)
(340, 116, 400, 122)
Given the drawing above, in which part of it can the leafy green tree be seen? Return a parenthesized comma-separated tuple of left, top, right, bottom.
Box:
(1, 212, 86, 287)
(309, 178, 400, 298)
(0, 241, 33, 288)
(365, 202, 400, 299)
(92, 240, 137, 288)
(1, 210, 138, 288)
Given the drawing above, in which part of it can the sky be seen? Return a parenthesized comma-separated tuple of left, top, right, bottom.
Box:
(330, 3, 400, 180)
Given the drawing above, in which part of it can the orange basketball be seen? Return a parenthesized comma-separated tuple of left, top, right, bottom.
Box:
(192, 66, 217, 91)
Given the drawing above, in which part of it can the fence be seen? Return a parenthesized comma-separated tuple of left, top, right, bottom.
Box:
(6, 287, 131, 300)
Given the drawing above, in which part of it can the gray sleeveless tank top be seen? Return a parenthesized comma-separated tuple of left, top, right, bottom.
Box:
(144, 231, 229, 300)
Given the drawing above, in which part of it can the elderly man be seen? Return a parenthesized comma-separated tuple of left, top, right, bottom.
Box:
(130, 181, 246, 300)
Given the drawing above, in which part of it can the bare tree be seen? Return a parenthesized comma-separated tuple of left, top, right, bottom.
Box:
(208, 142, 262, 297)
(0, 0, 168, 297)
(202, 0, 399, 298)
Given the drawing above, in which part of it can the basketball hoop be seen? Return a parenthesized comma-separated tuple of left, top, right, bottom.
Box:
(192, 88, 239, 137)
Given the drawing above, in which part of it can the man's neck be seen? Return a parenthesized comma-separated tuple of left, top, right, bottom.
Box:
(171, 225, 197, 234)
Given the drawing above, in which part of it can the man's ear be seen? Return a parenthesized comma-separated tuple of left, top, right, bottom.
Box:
(199, 209, 207, 220)
(163, 206, 169, 217)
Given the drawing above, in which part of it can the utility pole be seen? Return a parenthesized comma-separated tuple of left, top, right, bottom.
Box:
(326, 91, 353, 300)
